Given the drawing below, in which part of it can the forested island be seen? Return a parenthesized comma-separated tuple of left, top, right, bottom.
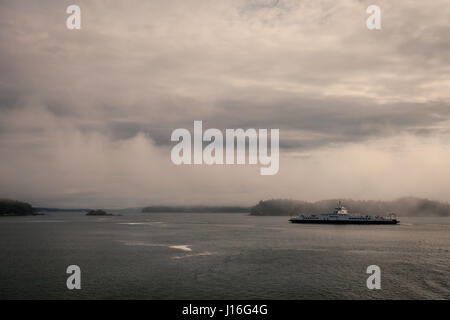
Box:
(250, 197, 450, 217)
(86, 209, 113, 216)
(0, 199, 36, 216)
(142, 206, 250, 213)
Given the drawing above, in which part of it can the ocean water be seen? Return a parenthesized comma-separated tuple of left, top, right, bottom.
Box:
(0, 212, 448, 299)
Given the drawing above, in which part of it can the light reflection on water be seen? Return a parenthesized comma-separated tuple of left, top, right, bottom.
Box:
(0, 212, 448, 299)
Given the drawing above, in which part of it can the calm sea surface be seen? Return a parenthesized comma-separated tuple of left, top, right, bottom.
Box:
(0, 212, 448, 299)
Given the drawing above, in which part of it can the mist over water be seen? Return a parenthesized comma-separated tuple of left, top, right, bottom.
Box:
(0, 212, 448, 299)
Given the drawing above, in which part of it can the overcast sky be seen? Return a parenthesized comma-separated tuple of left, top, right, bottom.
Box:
(1, 0, 450, 208)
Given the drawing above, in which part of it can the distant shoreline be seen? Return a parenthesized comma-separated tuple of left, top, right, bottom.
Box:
(3, 197, 450, 217)
(250, 197, 450, 217)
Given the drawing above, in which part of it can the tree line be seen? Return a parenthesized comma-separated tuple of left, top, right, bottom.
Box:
(250, 197, 450, 216)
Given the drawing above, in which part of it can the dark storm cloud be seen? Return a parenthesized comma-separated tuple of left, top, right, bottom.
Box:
(40, 96, 450, 150)
(131, 95, 450, 151)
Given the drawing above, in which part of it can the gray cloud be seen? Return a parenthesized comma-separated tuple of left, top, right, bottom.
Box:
(1, 0, 450, 207)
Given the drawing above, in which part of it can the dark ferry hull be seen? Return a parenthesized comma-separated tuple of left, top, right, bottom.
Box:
(289, 219, 398, 225)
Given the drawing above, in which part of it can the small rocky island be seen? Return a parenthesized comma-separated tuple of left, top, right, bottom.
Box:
(0, 199, 36, 216)
(85, 209, 113, 216)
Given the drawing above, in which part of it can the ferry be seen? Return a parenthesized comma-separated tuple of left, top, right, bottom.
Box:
(289, 202, 399, 225)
